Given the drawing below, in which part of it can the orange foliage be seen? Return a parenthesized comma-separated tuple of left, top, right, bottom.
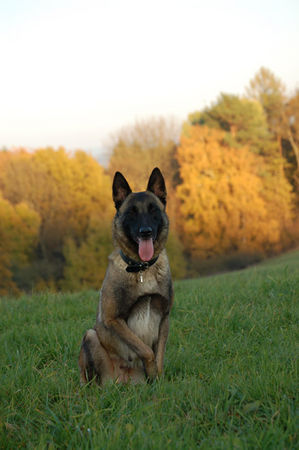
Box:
(0, 90, 297, 294)
(176, 126, 293, 258)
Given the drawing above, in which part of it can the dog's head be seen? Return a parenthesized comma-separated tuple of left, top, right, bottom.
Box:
(112, 168, 169, 261)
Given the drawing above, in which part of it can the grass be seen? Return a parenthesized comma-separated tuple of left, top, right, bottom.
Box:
(0, 250, 298, 449)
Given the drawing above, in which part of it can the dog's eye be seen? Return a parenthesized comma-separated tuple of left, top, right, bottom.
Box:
(148, 203, 157, 213)
(130, 205, 138, 215)
(148, 204, 161, 222)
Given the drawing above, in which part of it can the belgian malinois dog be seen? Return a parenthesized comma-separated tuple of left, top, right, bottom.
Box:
(79, 168, 173, 385)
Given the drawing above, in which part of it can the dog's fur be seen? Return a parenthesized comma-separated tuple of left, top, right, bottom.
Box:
(79, 168, 173, 385)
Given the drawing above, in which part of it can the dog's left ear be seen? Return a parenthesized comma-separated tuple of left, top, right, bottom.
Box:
(147, 167, 167, 206)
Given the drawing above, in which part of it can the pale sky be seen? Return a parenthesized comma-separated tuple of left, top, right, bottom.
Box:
(0, 0, 298, 160)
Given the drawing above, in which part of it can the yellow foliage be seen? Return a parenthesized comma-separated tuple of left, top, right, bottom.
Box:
(166, 231, 187, 279)
(0, 193, 40, 295)
(61, 214, 113, 291)
(176, 126, 292, 258)
(0, 148, 113, 257)
(0, 115, 296, 293)
(0, 148, 113, 292)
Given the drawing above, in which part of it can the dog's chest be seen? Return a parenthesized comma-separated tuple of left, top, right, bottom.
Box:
(134, 272, 159, 296)
(127, 296, 161, 348)
(132, 261, 171, 297)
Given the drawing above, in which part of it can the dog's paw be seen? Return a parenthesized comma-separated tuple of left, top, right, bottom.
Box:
(144, 359, 158, 381)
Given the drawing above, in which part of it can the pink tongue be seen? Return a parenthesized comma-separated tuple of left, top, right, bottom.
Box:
(138, 238, 154, 262)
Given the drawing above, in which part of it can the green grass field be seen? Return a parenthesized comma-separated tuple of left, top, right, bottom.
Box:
(1, 251, 298, 449)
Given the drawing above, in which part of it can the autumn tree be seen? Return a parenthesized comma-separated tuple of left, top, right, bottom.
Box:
(0, 148, 113, 290)
(61, 214, 113, 291)
(0, 193, 40, 295)
(186, 88, 296, 227)
(176, 126, 293, 260)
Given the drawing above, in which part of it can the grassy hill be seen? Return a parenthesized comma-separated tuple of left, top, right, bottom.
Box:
(0, 251, 298, 449)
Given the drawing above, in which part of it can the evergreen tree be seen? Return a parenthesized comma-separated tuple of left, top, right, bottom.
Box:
(188, 93, 278, 157)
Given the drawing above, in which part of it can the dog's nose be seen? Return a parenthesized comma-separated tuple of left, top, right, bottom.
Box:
(139, 227, 152, 238)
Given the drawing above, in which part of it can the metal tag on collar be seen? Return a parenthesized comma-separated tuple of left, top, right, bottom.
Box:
(139, 272, 144, 283)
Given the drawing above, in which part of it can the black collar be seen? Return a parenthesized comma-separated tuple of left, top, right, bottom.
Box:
(120, 250, 159, 273)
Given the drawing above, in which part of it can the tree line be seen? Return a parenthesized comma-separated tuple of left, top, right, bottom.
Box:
(1, 67, 298, 295)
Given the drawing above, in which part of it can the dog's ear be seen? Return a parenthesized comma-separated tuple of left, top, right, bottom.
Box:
(147, 167, 167, 206)
(113, 172, 132, 209)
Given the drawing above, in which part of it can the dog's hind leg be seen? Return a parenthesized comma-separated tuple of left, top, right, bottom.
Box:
(79, 329, 114, 385)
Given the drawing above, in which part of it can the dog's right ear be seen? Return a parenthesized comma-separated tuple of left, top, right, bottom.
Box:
(112, 172, 132, 209)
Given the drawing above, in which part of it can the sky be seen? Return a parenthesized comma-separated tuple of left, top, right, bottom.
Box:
(0, 0, 299, 161)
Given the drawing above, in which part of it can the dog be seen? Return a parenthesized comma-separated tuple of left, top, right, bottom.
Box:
(79, 167, 173, 385)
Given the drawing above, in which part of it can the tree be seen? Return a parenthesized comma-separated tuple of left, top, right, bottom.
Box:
(165, 232, 187, 279)
(0, 148, 113, 290)
(246, 67, 286, 138)
(108, 119, 179, 180)
(109, 117, 180, 189)
(61, 214, 113, 291)
(0, 194, 40, 295)
(246, 68, 299, 191)
(188, 93, 278, 157)
(176, 126, 293, 259)
(285, 90, 299, 173)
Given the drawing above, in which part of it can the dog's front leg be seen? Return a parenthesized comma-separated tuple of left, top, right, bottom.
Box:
(155, 315, 170, 376)
(101, 317, 158, 380)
